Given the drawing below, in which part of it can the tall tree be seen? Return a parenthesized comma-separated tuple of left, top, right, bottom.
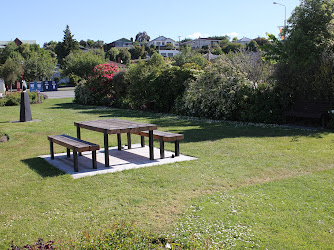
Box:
(276, 0, 334, 100)
(135, 31, 150, 43)
(55, 25, 79, 65)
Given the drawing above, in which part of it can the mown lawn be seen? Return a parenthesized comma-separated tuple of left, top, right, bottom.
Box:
(0, 98, 333, 249)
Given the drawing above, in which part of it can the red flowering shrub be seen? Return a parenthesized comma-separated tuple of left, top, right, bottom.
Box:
(83, 63, 118, 105)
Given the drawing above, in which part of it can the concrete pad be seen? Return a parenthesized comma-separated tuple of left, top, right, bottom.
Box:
(39, 144, 197, 179)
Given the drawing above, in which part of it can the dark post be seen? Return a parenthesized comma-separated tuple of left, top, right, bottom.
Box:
(149, 130, 154, 160)
(50, 140, 54, 159)
(117, 134, 122, 150)
(76, 125, 82, 156)
(104, 131, 109, 167)
(159, 137, 165, 159)
(127, 133, 131, 149)
(92, 150, 97, 169)
(141, 136, 145, 147)
(67, 148, 70, 158)
(73, 150, 78, 172)
(20, 92, 32, 122)
(175, 140, 180, 156)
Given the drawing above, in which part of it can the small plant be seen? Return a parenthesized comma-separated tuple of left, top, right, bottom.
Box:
(10, 238, 55, 249)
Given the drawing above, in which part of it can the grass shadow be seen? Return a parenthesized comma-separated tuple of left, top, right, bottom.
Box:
(49, 102, 331, 142)
(22, 157, 66, 178)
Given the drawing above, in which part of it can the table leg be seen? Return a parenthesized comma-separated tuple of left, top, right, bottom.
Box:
(117, 133, 122, 150)
(73, 150, 78, 172)
(159, 137, 165, 159)
(127, 133, 131, 149)
(76, 125, 82, 156)
(50, 140, 54, 159)
(149, 130, 154, 160)
(104, 131, 109, 167)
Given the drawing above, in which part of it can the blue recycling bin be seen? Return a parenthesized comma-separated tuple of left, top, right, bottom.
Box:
(43, 81, 50, 91)
(36, 81, 43, 92)
(51, 81, 58, 91)
(29, 82, 36, 92)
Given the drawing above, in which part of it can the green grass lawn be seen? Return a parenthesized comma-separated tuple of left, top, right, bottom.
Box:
(0, 98, 333, 249)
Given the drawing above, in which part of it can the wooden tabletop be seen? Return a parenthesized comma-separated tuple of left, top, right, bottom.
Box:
(74, 119, 157, 134)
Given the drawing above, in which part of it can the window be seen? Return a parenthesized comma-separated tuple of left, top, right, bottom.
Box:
(157, 42, 161, 46)
(168, 53, 173, 57)
(161, 53, 167, 57)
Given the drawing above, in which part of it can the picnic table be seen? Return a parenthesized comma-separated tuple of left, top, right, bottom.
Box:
(74, 119, 157, 167)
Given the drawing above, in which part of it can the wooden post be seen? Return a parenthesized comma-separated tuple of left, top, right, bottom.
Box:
(67, 148, 70, 158)
(141, 136, 145, 147)
(76, 125, 82, 156)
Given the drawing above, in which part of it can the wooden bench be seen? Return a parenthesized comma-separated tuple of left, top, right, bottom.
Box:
(284, 101, 333, 127)
(47, 134, 100, 172)
(133, 130, 184, 159)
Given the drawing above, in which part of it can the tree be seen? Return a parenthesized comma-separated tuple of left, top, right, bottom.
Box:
(0, 57, 22, 91)
(128, 45, 146, 59)
(275, 0, 334, 101)
(62, 50, 105, 80)
(55, 25, 79, 65)
(107, 47, 119, 61)
(23, 50, 57, 82)
(0, 42, 18, 64)
(173, 46, 207, 67)
(117, 48, 131, 64)
(135, 31, 150, 43)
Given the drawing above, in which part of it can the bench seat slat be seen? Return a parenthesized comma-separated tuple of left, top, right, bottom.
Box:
(133, 130, 184, 142)
(48, 134, 100, 152)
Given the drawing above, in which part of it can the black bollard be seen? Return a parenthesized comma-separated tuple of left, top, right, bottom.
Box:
(20, 92, 32, 122)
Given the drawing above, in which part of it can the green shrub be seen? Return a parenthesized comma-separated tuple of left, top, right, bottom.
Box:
(176, 55, 288, 123)
(124, 53, 199, 112)
(0, 91, 43, 106)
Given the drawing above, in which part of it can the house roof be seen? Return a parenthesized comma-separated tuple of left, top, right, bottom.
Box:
(151, 36, 175, 42)
(235, 37, 252, 43)
(113, 38, 132, 43)
(0, 39, 36, 48)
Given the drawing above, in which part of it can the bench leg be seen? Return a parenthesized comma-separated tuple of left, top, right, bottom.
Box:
(76, 125, 82, 156)
(141, 136, 145, 147)
(104, 131, 109, 167)
(73, 150, 79, 172)
(175, 140, 180, 156)
(67, 148, 70, 158)
(127, 133, 131, 149)
(117, 133, 122, 150)
(159, 137, 165, 159)
(149, 130, 154, 160)
(92, 150, 97, 169)
(50, 140, 54, 159)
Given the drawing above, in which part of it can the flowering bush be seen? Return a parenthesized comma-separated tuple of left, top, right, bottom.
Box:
(75, 63, 118, 105)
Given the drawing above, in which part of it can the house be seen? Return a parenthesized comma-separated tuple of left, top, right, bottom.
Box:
(104, 38, 133, 51)
(159, 50, 180, 58)
(148, 36, 179, 49)
(0, 38, 36, 49)
(234, 37, 252, 45)
(186, 38, 221, 49)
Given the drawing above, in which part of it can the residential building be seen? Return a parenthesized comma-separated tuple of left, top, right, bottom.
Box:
(234, 37, 252, 45)
(0, 38, 36, 49)
(148, 36, 179, 49)
(186, 38, 221, 49)
(159, 50, 180, 58)
(104, 38, 133, 51)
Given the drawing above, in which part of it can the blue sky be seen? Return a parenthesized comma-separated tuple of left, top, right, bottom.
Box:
(1, 0, 300, 46)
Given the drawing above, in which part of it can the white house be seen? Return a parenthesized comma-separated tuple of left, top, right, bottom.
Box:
(159, 50, 180, 58)
(186, 38, 221, 49)
(0, 38, 36, 48)
(148, 36, 179, 48)
(234, 37, 252, 45)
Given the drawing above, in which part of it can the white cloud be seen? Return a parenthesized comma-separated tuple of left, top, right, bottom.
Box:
(186, 32, 210, 39)
(226, 32, 239, 38)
